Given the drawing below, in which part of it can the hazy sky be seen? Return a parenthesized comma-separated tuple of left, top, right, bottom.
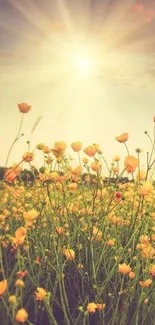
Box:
(1, 0, 155, 173)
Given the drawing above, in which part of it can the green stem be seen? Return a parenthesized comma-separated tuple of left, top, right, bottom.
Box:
(5, 113, 24, 169)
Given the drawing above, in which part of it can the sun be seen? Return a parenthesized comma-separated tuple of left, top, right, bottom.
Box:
(71, 50, 96, 76)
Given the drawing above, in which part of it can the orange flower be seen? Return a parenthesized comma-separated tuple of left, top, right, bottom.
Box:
(35, 287, 47, 301)
(84, 145, 98, 157)
(18, 103, 31, 114)
(90, 161, 101, 172)
(43, 146, 51, 154)
(56, 227, 64, 235)
(71, 142, 82, 152)
(35, 256, 41, 264)
(124, 156, 138, 172)
(141, 245, 155, 259)
(149, 265, 155, 276)
(22, 152, 34, 163)
(96, 303, 106, 310)
(129, 271, 136, 279)
(16, 270, 27, 278)
(51, 142, 67, 157)
(139, 279, 152, 287)
(0, 279, 7, 296)
(119, 263, 131, 274)
(68, 183, 78, 191)
(107, 239, 115, 247)
(63, 248, 75, 260)
(15, 308, 28, 323)
(112, 166, 119, 173)
(86, 302, 97, 313)
(115, 133, 128, 143)
(5, 169, 18, 182)
(14, 227, 27, 246)
(71, 165, 82, 176)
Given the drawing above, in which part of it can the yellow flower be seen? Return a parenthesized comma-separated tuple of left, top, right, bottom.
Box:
(35, 287, 47, 301)
(136, 170, 146, 181)
(36, 143, 45, 150)
(43, 146, 51, 154)
(15, 279, 24, 288)
(139, 181, 154, 196)
(0, 279, 7, 296)
(141, 245, 155, 259)
(86, 302, 97, 313)
(119, 263, 131, 274)
(15, 308, 28, 323)
(18, 103, 31, 114)
(51, 141, 67, 157)
(113, 155, 120, 162)
(71, 142, 82, 152)
(115, 133, 128, 143)
(82, 157, 88, 164)
(9, 295, 17, 304)
(22, 152, 34, 163)
(63, 248, 75, 260)
(23, 209, 39, 222)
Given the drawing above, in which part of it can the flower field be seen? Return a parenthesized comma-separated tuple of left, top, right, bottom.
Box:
(0, 105, 155, 325)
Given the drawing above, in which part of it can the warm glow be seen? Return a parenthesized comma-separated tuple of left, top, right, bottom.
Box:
(70, 47, 98, 76)
(74, 55, 93, 74)
(77, 57, 90, 69)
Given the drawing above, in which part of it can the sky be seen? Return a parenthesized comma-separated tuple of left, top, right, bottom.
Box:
(0, 0, 155, 175)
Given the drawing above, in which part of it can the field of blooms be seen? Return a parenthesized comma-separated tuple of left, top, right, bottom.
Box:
(0, 104, 155, 325)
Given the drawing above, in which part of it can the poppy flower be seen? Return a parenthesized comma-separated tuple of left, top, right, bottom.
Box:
(71, 142, 82, 152)
(18, 103, 31, 114)
(0, 279, 7, 296)
(71, 165, 82, 176)
(119, 263, 131, 274)
(5, 169, 18, 182)
(51, 141, 67, 157)
(139, 279, 152, 287)
(22, 152, 34, 163)
(115, 133, 128, 143)
(15, 308, 28, 323)
(35, 287, 47, 301)
(90, 161, 101, 172)
(124, 156, 138, 172)
(63, 248, 75, 260)
(86, 302, 97, 313)
(84, 145, 98, 157)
